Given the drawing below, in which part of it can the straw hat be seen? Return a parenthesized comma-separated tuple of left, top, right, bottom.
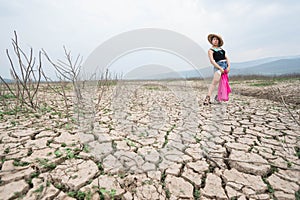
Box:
(208, 34, 224, 47)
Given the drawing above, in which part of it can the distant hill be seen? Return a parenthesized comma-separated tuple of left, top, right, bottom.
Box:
(230, 58, 300, 76)
(0, 78, 14, 83)
(230, 55, 300, 69)
(174, 56, 300, 79)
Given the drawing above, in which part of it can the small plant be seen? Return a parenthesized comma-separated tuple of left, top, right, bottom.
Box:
(287, 161, 292, 168)
(112, 141, 117, 150)
(97, 162, 104, 172)
(27, 171, 40, 186)
(46, 139, 53, 147)
(99, 188, 116, 200)
(272, 148, 276, 156)
(54, 149, 63, 157)
(65, 148, 75, 159)
(118, 173, 126, 179)
(4, 147, 10, 154)
(30, 172, 40, 179)
(27, 148, 33, 156)
(54, 183, 64, 190)
(248, 145, 254, 152)
(10, 120, 17, 126)
(194, 136, 201, 143)
(109, 189, 116, 199)
(67, 190, 86, 199)
(165, 189, 171, 198)
(194, 189, 200, 200)
(61, 143, 67, 147)
(125, 139, 136, 147)
(40, 104, 53, 113)
(295, 146, 300, 159)
(295, 189, 300, 200)
(65, 123, 72, 130)
(262, 177, 274, 195)
(253, 141, 258, 146)
(83, 144, 90, 153)
(12, 192, 24, 199)
(0, 93, 16, 100)
(142, 180, 153, 185)
(34, 185, 44, 193)
(13, 159, 30, 167)
(36, 158, 56, 170)
(270, 165, 278, 174)
(71, 175, 78, 179)
(67, 191, 77, 198)
(86, 190, 92, 200)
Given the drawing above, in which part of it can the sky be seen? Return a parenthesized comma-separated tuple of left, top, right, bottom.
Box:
(0, 0, 299, 79)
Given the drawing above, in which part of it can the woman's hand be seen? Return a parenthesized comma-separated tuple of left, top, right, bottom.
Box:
(226, 67, 230, 73)
(220, 68, 225, 74)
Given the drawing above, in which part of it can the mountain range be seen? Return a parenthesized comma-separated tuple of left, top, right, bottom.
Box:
(164, 55, 300, 79)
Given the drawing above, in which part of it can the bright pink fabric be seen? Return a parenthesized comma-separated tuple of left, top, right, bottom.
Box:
(218, 71, 231, 101)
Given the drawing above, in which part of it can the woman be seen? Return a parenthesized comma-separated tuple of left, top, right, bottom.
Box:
(203, 33, 230, 105)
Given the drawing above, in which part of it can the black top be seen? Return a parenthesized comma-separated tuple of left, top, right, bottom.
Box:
(211, 48, 226, 62)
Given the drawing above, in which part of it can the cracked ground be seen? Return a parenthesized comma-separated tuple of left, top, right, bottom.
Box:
(0, 79, 299, 200)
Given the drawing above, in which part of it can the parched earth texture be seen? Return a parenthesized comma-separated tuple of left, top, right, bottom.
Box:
(0, 79, 299, 200)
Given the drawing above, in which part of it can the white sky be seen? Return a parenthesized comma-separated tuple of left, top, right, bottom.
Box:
(0, 0, 299, 78)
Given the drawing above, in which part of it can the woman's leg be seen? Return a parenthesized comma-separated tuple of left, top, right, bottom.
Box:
(207, 71, 221, 97)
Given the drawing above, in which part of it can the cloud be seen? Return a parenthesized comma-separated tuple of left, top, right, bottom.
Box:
(0, 0, 300, 78)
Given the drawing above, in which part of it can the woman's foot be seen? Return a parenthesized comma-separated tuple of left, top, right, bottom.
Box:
(203, 95, 211, 105)
(215, 95, 220, 103)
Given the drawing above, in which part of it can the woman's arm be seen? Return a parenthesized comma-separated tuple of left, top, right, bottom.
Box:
(225, 54, 230, 72)
(208, 49, 224, 73)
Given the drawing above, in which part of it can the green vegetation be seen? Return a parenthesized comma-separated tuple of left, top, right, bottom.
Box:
(295, 146, 300, 159)
(27, 148, 33, 156)
(12, 192, 24, 199)
(287, 161, 292, 168)
(26, 171, 40, 186)
(39, 104, 53, 113)
(4, 147, 10, 154)
(46, 139, 53, 147)
(145, 85, 161, 90)
(54, 149, 63, 157)
(13, 159, 30, 167)
(67, 191, 86, 200)
(230, 74, 300, 82)
(194, 189, 200, 200)
(0, 93, 16, 100)
(125, 138, 136, 147)
(65, 148, 74, 159)
(36, 158, 56, 170)
(143, 84, 168, 91)
(270, 165, 279, 174)
(97, 162, 104, 172)
(262, 177, 275, 196)
(295, 189, 300, 200)
(83, 144, 90, 153)
(99, 188, 116, 200)
(33, 185, 44, 193)
(250, 81, 275, 87)
(163, 124, 176, 148)
(54, 183, 65, 190)
(194, 136, 201, 143)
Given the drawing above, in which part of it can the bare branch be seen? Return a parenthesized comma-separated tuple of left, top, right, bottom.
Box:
(277, 88, 300, 126)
